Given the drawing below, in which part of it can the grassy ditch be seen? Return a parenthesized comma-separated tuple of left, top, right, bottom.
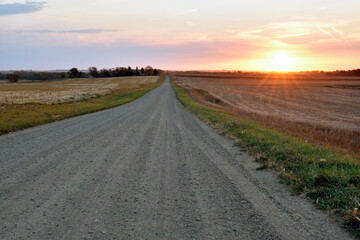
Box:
(0, 76, 164, 135)
(171, 79, 360, 233)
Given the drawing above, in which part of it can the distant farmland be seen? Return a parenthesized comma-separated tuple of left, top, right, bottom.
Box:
(0, 76, 158, 104)
(0, 76, 163, 135)
(173, 74, 360, 157)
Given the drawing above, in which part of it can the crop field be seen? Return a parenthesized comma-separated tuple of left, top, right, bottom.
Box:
(173, 74, 360, 157)
(0, 76, 158, 104)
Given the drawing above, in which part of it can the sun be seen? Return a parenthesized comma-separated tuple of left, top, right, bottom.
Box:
(266, 52, 296, 72)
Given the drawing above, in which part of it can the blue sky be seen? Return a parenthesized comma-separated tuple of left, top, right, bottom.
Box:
(1, 0, 359, 71)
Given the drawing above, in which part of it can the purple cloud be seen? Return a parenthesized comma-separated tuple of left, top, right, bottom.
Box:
(0, 1, 46, 16)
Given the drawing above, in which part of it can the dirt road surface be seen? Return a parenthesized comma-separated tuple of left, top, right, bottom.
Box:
(0, 77, 352, 239)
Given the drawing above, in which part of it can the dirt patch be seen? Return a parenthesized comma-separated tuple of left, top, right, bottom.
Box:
(188, 88, 230, 107)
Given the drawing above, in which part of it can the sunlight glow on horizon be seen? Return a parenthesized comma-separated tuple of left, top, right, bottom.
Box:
(0, 0, 359, 70)
(265, 52, 298, 72)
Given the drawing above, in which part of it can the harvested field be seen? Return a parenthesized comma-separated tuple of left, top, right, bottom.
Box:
(0, 76, 158, 104)
(0, 76, 163, 135)
(173, 75, 360, 157)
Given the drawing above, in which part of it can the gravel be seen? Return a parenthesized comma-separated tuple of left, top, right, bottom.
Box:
(0, 77, 352, 239)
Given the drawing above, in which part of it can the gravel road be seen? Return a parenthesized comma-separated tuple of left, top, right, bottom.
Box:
(0, 77, 352, 239)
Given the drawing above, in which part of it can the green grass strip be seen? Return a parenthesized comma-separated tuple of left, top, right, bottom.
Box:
(171, 79, 360, 219)
(0, 76, 164, 135)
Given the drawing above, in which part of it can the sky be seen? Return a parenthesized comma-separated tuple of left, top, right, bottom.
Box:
(0, 0, 359, 71)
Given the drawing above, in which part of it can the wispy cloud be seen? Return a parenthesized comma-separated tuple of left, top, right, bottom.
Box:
(278, 33, 309, 38)
(14, 29, 119, 34)
(0, 1, 46, 16)
(331, 26, 344, 36)
(176, 9, 198, 16)
(234, 30, 263, 39)
(243, 30, 263, 35)
(317, 25, 332, 36)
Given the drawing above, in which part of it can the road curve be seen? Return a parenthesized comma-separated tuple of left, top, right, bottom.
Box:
(0, 77, 352, 239)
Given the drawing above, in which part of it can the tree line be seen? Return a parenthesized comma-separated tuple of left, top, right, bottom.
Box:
(0, 65, 162, 82)
(323, 69, 360, 77)
(87, 66, 160, 78)
(0, 71, 64, 82)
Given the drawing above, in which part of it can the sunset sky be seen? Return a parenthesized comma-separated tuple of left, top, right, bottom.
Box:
(1, 0, 359, 71)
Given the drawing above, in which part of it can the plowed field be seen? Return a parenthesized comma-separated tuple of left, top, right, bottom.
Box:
(174, 75, 360, 156)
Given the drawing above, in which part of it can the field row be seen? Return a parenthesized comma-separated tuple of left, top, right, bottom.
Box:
(174, 75, 360, 157)
(171, 79, 360, 233)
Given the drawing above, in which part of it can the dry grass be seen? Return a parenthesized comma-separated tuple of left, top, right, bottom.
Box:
(174, 74, 360, 157)
(0, 76, 158, 104)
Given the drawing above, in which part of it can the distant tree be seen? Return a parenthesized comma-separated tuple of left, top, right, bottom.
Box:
(135, 67, 140, 76)
(113, 68, 119, 77)
(60, 72, 67, 78)
(14, 71, 31, 80)
(77, 72, 86, 78)
(100, 68, 111, 78)
(68, 67, 85, 78)
(323, 68, 360, 77)
(38, 72, 49, 81)
(140, 67, 145, 76)
(153, 68, 158, 76)
(113, 67, 127, 77)
(0, 73, 6, 80)
(127, 66, 132, 76)
(68, 67, 79, 78)
(88, 67, 99, 78)
(7, 74, 20, 82)
(144, 66, 154, 76)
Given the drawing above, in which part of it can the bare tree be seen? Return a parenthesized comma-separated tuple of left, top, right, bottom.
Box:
(7, 74, 20, 82)
(127, 66, 132, 76)
(88, 67, 99, 78)
(68, 68, 79, 78)
(144, 66, 154, 76)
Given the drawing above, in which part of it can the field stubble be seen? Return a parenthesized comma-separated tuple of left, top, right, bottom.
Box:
(174, 75, 360, 157)
(0, 76, 163, 134)
(0, 76, 158, 104)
